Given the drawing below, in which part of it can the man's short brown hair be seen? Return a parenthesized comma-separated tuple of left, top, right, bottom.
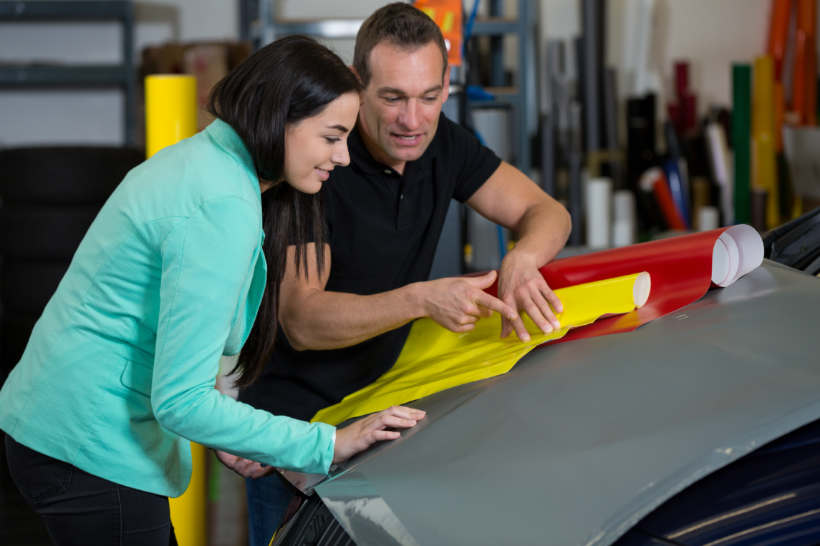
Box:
(353, 2, 449, 87)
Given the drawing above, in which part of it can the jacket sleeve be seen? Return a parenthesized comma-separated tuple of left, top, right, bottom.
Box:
(150, 196, 335, 474)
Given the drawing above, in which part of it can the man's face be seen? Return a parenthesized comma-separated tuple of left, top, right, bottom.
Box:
(357, 41, 448, 173)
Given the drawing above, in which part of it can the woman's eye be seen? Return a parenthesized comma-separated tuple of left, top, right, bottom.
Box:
(324, 137, 340, 144)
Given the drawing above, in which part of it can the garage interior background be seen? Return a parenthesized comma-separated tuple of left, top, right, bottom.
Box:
(0, 0, 774, 147)
(1, 0, 818, 545)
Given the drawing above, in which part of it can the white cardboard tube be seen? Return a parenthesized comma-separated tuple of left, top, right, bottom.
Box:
(586, 177, 612, 248)
(697, 206, 720, 232)
(612, 190, 636, 246)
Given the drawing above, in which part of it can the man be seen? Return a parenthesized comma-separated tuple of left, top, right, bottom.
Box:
(224, 3, 571, 544)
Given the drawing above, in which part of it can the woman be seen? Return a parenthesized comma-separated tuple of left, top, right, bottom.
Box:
(0, 35, 424, 545)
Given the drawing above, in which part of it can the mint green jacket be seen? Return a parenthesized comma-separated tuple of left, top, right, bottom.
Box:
(0, 120, 335, 497)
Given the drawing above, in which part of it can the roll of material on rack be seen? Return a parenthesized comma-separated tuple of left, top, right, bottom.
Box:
(639, 168, 687, 231)
(581, 0, 604, 152)
(706, 122, 734, 225)
(623, 0, 658, 95)
(612, 189, 636, 247)
(586, 177, 612, 248)
(696, 205, 720, 231)
(752, 56, 779, 230)
(732, 64, 752, 224)
(145, 73, 205, 546)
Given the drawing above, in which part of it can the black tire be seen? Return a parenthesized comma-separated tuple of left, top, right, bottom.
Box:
(2, 261, 68, 314)
(0, 146, 143, 378)
(1, 314, 39, 375)
(0, 146, 144, 205)
(0, 205, 101, 260)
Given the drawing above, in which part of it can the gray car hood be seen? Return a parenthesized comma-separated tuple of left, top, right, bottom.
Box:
(315, 261, 820, 545)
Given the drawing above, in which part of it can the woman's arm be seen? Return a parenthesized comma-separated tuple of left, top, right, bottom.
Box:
(150, 196, 334, 473)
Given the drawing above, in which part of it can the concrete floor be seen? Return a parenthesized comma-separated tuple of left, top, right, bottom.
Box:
(0, 437, 250, 546)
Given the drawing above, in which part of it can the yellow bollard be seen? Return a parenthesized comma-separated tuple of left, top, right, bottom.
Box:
(169, 442, 208, 546)
(145, 74, 197, 158)
(145, 73, 207, 546)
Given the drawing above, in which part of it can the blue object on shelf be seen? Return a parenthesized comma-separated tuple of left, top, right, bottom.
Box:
(466, 85, 496, 101)
(663, 158, 691, 229)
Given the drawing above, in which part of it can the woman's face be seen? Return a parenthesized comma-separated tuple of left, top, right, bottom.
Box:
(282, 91, 360, 194)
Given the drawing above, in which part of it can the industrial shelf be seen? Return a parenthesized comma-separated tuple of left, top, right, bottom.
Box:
(0, 0, 136, 145)
(0, 65, 131, 86)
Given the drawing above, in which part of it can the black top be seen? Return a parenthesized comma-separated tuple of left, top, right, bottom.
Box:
(239, 114, 502, 421)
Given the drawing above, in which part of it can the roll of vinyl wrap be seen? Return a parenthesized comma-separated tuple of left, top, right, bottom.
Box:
(313, 272, 651, 425)
(145, 75, 197, 158)
(486, 224, 763, 343)
(586, 177, 612, 248)
(705, 122, 734, 224)
(318, 226, 766, 426)
(697, 206, 720, 231)
(733, 64, 752, 224)
(612, 189, 636, 246)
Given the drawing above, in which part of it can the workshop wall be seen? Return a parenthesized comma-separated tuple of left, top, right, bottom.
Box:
(0, 0, 788, 146)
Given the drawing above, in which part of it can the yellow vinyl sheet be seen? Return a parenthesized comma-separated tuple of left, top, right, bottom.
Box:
(312, 272, 650, 426)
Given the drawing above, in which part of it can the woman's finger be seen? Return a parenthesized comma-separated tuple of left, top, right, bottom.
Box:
(368, 429, 401, 442)
(384, 406, 426, 420)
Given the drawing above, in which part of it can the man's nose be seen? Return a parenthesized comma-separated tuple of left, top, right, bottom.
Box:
(398, 99, 420, 130)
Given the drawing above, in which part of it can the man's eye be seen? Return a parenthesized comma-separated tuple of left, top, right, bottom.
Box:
(384, 97, 401, 103)
(423, 95, 438, 103)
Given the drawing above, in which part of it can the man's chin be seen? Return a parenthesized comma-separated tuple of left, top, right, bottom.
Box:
(386, 145, 425, 163)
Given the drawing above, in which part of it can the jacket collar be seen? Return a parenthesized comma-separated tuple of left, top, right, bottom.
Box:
(204, 118, 260, 196)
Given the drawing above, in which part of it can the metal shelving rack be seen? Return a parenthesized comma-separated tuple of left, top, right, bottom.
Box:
(240, 0, 362, 47)
(467, 0, 537, 174)
(0, 1, 136, 145)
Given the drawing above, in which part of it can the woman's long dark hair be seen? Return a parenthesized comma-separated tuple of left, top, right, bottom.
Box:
(208, 35, 360, 387)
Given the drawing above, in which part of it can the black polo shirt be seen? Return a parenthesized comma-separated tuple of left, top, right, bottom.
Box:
(239, 114, 502, 421)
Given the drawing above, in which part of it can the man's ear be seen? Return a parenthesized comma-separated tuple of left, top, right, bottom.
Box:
(441, 65, 451, 104)
(349, 65, 364, 87)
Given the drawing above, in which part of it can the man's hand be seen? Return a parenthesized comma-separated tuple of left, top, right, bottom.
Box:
(214, 450, 276, 479)
(497, 250, 563, 341)
(420, 270, 518, 332)
(333, 406, 426, 463)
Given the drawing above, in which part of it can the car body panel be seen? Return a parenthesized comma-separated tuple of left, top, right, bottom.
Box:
(614, 418, 820, 545)
(315, 261, 820, 545)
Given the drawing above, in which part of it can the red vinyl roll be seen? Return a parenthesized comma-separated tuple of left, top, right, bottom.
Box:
(640, 167, 688, 231)
(488, 225, 763, 345)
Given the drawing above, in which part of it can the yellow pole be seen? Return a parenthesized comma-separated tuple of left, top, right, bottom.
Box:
(145, 74, 197, 158)
(145, 73, 207, 546)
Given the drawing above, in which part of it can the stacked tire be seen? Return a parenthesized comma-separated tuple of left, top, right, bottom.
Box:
(0, 146, 143, 383)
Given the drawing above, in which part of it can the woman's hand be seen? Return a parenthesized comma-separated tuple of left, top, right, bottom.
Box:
(333, 406, 426, 464)
(214, 449, 275, 479)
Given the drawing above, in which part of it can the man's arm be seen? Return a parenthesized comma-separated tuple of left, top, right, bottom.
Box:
(466, 161, 572, 341)
(278, 244, 517, 351)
